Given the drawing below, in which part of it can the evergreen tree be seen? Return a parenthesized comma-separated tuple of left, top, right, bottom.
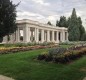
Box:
(56, 8, 85, 41)
(47, 21, 52, 25)
(56, 20, 59, 26)
(77, 17, 85, 40)
(67, 17, 71, 28)
(56, 16, 67, 28)
(81, 32, 86, 41)
(79, 26, 85, 40)
(0, 0, 17, 38)
(68, 8, 80, 41)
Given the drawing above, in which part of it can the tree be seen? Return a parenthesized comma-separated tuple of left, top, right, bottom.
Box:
(56, 20, 59, 26)
(68, 8, 80, 41)
(67, 17, 71, 28)
(47, 21, 52, 25)
(77, 17, 85, 40)
(56, 16, 68, 28)
(56, 8, 85, 41)
(79, 26, 86, 41)
(81, 32, 86, 41)
(0, 0, 17, 38)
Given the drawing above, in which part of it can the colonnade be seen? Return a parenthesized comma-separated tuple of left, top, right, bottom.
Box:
(2, 19, 68, 43)
(3, 27, 68, 43)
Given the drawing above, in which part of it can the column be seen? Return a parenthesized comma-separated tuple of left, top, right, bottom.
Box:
(36, 28, 39, 42)
(66, 32, 69, 41)
(13, 32, 16, 43)
(34, 28, 37, 42)
(2, 36, 8, 43)
(18, 28, 20, 42)
(23, 27, 26, 42)
(16, 29, 19, 42)
(60, 32, 63, 42)
(26, 27, 30, 42)
(62, 31, 65, 42)
(10, 34, 13, 43)
(28, 27, 30, 42)
(23, 26, 30, 43)
(52, 31, 54, 42)
(56, 31, 59, 43)
(12, 33, 15, 43)
(26, 27, 28, 42)
(41, 29, 44, 43)
(47, 30, 50, 42)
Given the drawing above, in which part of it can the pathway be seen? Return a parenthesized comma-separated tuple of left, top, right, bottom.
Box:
(0, 75, 14, 80)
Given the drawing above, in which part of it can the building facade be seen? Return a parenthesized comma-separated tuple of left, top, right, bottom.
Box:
(2, 19, 68, 43)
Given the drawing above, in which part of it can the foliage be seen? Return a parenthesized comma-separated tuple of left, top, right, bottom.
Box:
(0, 37, 3, 42)
(37, 54, 47, 60)
(49, 47, 67, 56)
(68, 8, 80, 41)
(38, 45, 86, 63)
(56, 20, 59, 26)
(0, 43, 57, 54)
(47, 21, 52, 25)
(39, 42, 55, 46)
(56, 16, 68, 28)
(0, 0, 17, 38)
(68, 8, 85, 41)
(77, 17, 85, 41)
(0, 42, 56, 48)
(81, 32, 86, 41)
(56, 8, 86, 41)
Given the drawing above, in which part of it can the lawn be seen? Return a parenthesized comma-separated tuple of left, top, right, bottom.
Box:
(0, 49, 86, 80)
(59, 44, 73, 48)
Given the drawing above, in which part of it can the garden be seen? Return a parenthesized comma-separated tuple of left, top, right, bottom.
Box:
(0, 42, 57, 54)
(0, 42, 86, 80)
(37, 41, 86, 63)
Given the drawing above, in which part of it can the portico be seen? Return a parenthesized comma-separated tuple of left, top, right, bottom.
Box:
(2, 19, 68, 43)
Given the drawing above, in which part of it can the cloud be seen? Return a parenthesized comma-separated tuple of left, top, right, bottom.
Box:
(32, 0, 50, 6)
(12, 0, 86, 29)
(16, 11, 46, 21)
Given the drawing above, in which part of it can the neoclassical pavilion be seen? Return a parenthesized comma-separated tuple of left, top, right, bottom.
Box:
(2, 19, 68, 43)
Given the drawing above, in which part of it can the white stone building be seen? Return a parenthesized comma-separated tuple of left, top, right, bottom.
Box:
(2, 19, 68, 43)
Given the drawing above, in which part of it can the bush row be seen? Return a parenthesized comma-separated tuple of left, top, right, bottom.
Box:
(59, 41, 86, 46)
(0, 42, 55, 47)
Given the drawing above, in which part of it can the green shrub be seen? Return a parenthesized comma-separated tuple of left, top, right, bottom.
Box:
(39, 42, 55, 46)
(37, 54, 47, 60)
(45, 55, 53, 62)
(49, 47, 67, 56)
(13, 43, 27, 47)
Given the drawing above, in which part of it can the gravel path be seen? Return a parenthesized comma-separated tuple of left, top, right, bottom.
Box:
(0, 75, 14, 80)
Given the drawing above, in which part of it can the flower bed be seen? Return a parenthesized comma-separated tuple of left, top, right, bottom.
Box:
(37, 46, 86, 64)
(0, 45, 57, 54)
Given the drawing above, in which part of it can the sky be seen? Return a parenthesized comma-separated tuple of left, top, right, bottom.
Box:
(12, 0, 86, 28)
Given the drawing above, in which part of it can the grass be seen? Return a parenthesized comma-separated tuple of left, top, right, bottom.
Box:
(0, 48, 86, 80)
(59, 44, 73, 48)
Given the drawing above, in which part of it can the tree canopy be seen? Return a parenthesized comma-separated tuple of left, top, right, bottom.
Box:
(68, 8, 86, 41)
(0, 0, 17, 38)
(68, 8, 80, 41)
(56, 8, 86, 41)
(47, 21, 52, 25)
(56, 16, 68, 28)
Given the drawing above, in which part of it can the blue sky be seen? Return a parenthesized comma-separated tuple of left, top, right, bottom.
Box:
(12, 0, 86, 28)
